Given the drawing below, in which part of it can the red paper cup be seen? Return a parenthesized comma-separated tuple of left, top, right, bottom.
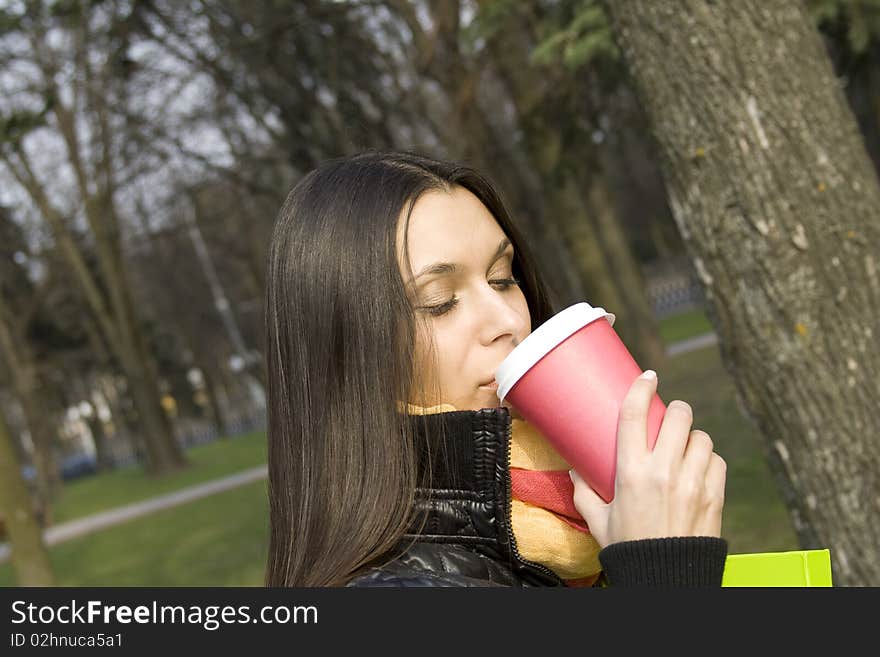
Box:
(495, 302, 667, 502)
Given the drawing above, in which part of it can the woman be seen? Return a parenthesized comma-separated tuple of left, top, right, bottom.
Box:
(264, 150, 728, 587)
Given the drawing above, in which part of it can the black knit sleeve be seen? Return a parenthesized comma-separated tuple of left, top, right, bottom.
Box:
(598, 536, 729, 587)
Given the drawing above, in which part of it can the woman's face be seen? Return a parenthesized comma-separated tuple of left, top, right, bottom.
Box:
(397, 185, 531, 411)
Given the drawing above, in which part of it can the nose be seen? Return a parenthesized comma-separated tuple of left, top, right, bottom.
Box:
(477, 285, 526, 347)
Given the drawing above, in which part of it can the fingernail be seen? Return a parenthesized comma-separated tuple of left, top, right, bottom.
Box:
(568, 469, 577, 483)
(640, 369, 657, 381)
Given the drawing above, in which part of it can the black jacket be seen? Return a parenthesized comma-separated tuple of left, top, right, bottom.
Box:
(345, 407, 728, 587)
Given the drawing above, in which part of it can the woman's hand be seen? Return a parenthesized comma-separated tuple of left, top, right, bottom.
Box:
(569, 370, 726, 549)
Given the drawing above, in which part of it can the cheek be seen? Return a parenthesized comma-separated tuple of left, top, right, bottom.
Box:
(412, 321, 461, 395)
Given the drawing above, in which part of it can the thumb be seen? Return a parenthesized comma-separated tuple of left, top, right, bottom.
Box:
(568, 469, 608, 528)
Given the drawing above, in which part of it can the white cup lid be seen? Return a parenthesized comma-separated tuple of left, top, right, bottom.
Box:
(495, 302, 615, 402)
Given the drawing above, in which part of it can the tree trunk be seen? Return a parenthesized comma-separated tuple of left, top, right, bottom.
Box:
(117, 336, 187, 475)
(85, 412, 113, 472)
(98, 374, 147, 466)
(542, 160, 662, 368)
(0, 308, 61, 523)
(15, 383, 60, 525)
(649, 220, 676, 260)
(585, 170, 669, 370)
(604, 0, 880, 585)
(76, 376, 114, 473)
(552, 174, 638, 335)
(80, 316, 147, 467)
(199, 362, 232, 438)
(0, 406, 55, 586)
(32, 10, 189, 476)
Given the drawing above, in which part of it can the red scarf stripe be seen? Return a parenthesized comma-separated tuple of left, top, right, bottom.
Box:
(510, 468, 592, 534)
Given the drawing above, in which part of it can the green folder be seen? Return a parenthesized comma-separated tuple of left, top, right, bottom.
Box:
(721, 549, 832, 587)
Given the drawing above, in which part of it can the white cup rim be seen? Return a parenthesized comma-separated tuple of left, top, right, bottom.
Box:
(494, 302, 616, 402)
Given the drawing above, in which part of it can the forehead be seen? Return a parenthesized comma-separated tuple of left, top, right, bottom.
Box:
(397, 186, 508, 270)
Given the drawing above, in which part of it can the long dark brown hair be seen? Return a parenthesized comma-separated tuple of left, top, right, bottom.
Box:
(264, 150, 558, 586)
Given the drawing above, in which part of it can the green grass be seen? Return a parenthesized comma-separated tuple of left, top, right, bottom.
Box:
(657, 345, 799, 554)
(657, 308, 714, 344)
(0, 480, 269, 587)
(49, 431, 267, 524)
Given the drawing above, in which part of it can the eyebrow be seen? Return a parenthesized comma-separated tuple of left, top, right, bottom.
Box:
(408, 237, 513, 286)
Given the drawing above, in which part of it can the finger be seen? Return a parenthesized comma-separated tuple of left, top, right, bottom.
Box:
(651, 399, 695, 471)
(697, 453, 727, 537)
(704, 453, 727, 509)
(616, 370, 659, 467)
(680, 429, 714, 483)
(569, 469, 608, 527)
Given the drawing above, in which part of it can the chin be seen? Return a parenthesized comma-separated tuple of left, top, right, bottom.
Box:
(479, 392, 503, 409)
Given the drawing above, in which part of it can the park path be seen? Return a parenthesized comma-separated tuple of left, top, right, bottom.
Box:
(0, 333, 717, 564)
(0, 465, 267, 564)
(666, 331, 718, 356)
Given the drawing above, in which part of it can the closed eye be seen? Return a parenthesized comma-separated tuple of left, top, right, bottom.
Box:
(421, 277, 521, 317)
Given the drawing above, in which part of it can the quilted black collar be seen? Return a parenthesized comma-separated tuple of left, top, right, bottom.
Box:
(395, 406, 564, 586)
(406, 406, 511, 496)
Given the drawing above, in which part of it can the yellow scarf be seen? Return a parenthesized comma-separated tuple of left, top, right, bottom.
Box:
(403, 402, 603, 586)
